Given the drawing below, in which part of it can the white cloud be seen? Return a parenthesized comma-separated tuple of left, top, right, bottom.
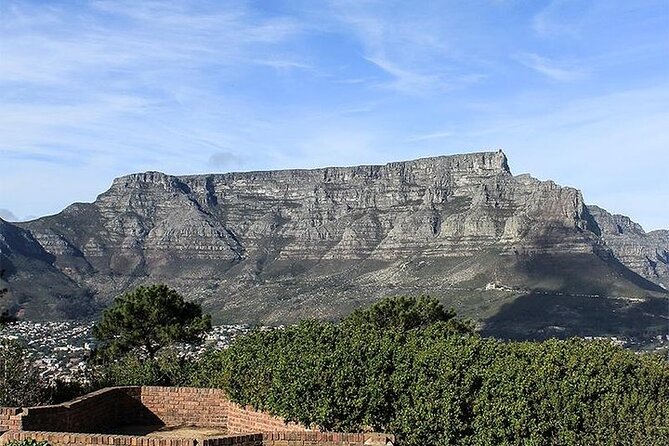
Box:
(517, 53, 586, 82)
(323, 1, 485, 95)
(531, 0, 590, 38)
(0, 0, 312, 177)
(404, 131, 454, 143)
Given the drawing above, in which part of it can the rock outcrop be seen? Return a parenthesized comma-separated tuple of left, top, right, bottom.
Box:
(1, 151, 666, 337)
(588, 205, 669, 289)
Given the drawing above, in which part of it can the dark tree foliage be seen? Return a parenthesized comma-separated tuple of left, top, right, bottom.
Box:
(92, 284, 211, 361)
(0, 269, 16, 326)
(90, 349, 197, 388)
(342, 295, 474, 334)
(0, 339, 48, 406)
(189, 296, 669, 446)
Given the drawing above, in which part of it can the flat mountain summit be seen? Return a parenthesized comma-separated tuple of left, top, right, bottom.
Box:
(1, 151, 667, 340)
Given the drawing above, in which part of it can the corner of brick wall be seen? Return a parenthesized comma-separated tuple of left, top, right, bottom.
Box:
(137, 386, 310, 433)
(0, 408, 22, 431)
(12, 386, 152, 433)
(140, 386, 228, 427)
(223, 400, 308, 435)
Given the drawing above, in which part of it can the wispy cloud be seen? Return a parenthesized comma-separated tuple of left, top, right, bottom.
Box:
(0, 1, 309, 170)
(405, 131, 454, 143)
(323, 1, 487, 95)
(363, 56, 443, 94)
(531, 0, 587, 38)
(517, 53, 587, 82)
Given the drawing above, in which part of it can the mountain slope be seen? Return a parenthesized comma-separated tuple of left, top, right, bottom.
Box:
(2, 151, 666, 339)
(0, 218, 97, 319)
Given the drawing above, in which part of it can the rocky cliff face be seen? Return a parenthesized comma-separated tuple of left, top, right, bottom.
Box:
(0, 218, 96, 318)
(588, 205, 669, 289)
(1, 151, 666, 337)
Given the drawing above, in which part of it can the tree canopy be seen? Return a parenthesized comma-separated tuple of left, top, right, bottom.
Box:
(0, 269, 16, 326)
(342, 295, 474, 333)
(92, 284, 211, 361)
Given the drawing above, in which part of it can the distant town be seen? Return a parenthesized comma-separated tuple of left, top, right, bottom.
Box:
(0, 321, 255, 382)
(1, 320, 667, 383)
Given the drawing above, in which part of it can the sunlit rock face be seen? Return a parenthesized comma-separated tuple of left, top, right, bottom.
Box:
(2, 151, 666, 322)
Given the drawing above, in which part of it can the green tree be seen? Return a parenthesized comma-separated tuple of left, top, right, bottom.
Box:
(343, 295, 473, 334)
(0, 269, 16, 326)
(91, 349, 197, 387)
(92, 284, 211, 361)
(0, 339, 48, 406)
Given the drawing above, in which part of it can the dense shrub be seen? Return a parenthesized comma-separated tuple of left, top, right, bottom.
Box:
(191, 296, 669, 445)
(91, 348, 197, 388)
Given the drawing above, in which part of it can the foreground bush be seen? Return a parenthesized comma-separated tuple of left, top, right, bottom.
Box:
(0, 339, 49, 406)
(193, 296, 668, 446)
(90, 349, 197, 388)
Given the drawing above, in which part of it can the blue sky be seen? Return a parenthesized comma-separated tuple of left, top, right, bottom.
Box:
(1, 0, 667, 229)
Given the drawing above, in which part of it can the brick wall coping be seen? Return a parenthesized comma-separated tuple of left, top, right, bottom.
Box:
(1, 431, 393, 446)
(20, 387, 131, 413)
(1, 430, 199, 446)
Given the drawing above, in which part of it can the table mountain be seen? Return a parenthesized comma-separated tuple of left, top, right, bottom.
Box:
(1, 151, 666, 340)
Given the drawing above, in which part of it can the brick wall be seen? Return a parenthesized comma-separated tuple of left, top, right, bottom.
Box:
(261, 432, 394, 446)
(140, 387, 228, 427)
(223, 400, 307, 434)
(0, 387, 393, 446)
(0, 431, 392, 446)
(17, 387, 159, 433)
(0, 408, 21, 431)
(200, 434, 263, 446)
(0, 430, 198, 446)
(3, 386, 303, 433)
(138, 387, 307, 433)
(0, 431, 390, 446)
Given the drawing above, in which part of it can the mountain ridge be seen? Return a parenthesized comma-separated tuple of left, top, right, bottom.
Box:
(1, 150, 667, 340)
